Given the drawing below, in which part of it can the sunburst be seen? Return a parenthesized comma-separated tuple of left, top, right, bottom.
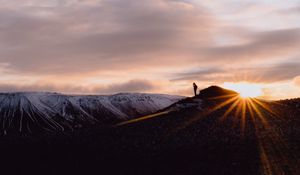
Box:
(204, 94, 300, 175)
(176, 91, 300, 175)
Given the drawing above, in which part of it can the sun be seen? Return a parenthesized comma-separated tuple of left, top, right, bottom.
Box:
(223, 82, 263, 98)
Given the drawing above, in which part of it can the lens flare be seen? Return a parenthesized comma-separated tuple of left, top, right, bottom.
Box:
(223, 82, 263, 98)
(168, 85, 300, 175)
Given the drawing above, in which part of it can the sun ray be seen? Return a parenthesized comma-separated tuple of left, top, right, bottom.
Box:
(245, 99, 256, 124)
(208, 93, 238, 100)
(219, 97, 241, 121)
(230, 98, 243, 130)
(209, 95, 240, 113)
(163, 86, 300, 175)
(241, 99, 247, 133)
(251, 99, 290, 129)
(172, 95, 240, 132)
(252, 98, 278, 117)
(248, 99, 269, 127)
(234, 98, 243, 117)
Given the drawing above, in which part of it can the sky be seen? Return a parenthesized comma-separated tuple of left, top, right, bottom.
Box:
(0, 0, 299, 99)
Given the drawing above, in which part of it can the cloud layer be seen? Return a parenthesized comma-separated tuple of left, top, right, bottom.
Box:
(0, 0, 299, 98)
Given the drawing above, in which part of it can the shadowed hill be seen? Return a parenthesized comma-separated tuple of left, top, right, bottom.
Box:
(198, 85, 238, 99)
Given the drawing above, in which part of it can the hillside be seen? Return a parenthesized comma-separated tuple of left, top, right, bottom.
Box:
(0, 92, 182, 135)
(1, 86, 300, 175)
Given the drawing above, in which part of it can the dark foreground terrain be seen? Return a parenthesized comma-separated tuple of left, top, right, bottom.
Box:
(1, 86, 300, 175)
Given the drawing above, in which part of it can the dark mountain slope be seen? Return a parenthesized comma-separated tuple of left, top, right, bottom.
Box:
(107, 87, 300, 175)
(1, 86, 300, 175)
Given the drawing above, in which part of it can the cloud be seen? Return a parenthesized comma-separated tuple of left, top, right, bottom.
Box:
(172, 60, 300, 83)
(0, 0, 214, 75)
(0, 83, 84, 93)
(278, 6, 300, 15)
(171, 67, 224, 81)
(245, 61, 300, 83)
(1, 0, 299, 78)
(92, 79, 158, 94)
(0, 0, 299, 98)
(199, 28, 300, 64)
(0, 0, 299, 75)
(294, 76, 300, 87)
(0, 79, 158, 94)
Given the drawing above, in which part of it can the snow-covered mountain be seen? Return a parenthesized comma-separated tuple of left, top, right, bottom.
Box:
(0, 92, 183, 135)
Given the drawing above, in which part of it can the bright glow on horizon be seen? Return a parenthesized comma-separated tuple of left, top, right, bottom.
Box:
(223, 82, 263, 98)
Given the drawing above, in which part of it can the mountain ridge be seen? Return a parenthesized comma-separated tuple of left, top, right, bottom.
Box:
(0, 92, 183, 135)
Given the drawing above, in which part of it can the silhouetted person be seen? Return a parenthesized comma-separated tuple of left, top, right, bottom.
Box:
(193, 82, 198, 96)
